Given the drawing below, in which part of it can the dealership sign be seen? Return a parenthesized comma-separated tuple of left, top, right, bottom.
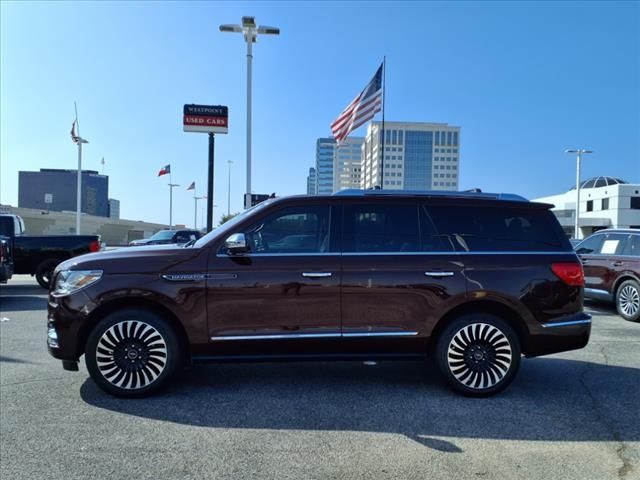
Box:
(183, 104, 228, 134)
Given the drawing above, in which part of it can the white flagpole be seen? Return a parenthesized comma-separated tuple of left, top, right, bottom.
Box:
(74, 102, 82, 235)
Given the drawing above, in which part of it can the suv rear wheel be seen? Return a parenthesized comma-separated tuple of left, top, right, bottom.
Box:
(85, 309, 181, 397)
(616, 279, 640, 323)
(435, 314, 521, 397)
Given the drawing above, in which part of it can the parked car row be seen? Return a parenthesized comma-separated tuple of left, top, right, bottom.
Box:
(128, 229, 201, 246)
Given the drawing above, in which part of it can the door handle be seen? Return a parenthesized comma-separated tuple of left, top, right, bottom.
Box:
(302, 272, 332, 278)
(425, 271, 454, 277)
(612, 261, 623, 267)
(581, 258, 589, 264)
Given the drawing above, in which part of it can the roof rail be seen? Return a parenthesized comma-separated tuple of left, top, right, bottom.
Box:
(332, 189, 529, 202)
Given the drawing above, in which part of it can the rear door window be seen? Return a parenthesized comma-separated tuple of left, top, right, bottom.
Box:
(342, 204, 420, 253)
(426, 205, 571, 252)
(599, 233, 628, 255)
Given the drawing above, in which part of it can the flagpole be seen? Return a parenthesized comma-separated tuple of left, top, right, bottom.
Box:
(74, 101, 82, 234)
(194, 193, 197, 230)
(380, 57, 386, 190)
(168, 172, 174, 229)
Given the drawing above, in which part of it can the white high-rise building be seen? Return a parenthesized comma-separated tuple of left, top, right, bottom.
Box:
(362, 121, 461, 191)
(333, 137, 364, 192)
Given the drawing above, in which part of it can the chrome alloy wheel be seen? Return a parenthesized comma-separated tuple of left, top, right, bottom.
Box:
(447, 323, 513, 390)
(96, 320, 168, 390)
(619, 285, 640, 317)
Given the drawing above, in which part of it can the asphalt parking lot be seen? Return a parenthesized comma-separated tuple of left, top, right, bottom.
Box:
(1, 275, 638, 480)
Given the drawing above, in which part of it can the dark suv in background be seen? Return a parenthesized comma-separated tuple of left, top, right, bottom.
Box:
(47, 190, 590, 398)
(128, 229, 201, 246)
(576, 228, 640, 322)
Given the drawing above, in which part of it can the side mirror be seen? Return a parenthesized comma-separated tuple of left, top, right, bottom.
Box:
(225, 233, 248, 254)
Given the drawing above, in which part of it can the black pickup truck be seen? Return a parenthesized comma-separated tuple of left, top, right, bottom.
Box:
(0, 214, 102, 289)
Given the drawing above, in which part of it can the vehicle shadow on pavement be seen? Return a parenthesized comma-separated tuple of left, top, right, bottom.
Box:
(79, 357, 640, 449)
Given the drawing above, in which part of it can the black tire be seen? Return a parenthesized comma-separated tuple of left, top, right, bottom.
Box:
(35, 259, 59, 289)
(435, 313, 521, 397)
(615, 280, 640, 323)
(85, 308, 181, 398)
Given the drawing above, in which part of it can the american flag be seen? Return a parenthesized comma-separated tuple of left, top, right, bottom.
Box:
(331, 63, 383, 144)
(70, 120, 80, 144)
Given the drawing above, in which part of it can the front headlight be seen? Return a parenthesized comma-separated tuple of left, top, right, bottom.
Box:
(53, 270, 103, 296)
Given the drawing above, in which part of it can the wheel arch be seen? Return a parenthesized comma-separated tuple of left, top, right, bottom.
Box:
(429, 300, 531, 355)
(78, 297, 190, 361)
(612, 273, 640, 299)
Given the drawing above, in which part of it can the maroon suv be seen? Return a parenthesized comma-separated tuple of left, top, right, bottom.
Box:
(47, 190, 591, 398)
(576, 228, 640, 322)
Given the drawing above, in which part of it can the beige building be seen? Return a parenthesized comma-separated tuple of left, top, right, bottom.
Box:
(0, 205, 178, 246)
(333, 137, 364, 192)
(362, 121, 460, 191)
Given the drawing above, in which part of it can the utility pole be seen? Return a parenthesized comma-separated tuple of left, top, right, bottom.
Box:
(565, 149, 593, 240)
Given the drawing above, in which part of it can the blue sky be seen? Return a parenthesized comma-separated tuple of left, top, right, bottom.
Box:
(1, 1, 638, 227)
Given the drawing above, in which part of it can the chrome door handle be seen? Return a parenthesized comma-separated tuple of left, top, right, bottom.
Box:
(424, 271, 454, 277)
(612, 261, 623, 267)
(302, 272, 332, 278)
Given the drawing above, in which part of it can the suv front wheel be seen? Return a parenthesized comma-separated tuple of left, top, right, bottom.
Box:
(435, 314, 521, 397)
(616, 280, 640, 323)
(85, 309, 181, 397)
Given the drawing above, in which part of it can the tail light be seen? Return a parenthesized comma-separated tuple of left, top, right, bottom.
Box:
(551, 262, 584, 287)
(89, 240, 101, 253)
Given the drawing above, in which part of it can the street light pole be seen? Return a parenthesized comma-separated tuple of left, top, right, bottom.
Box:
(227, 160, 233, 215)
(565, 149, 593, 240)
(220, 17, 280, 209)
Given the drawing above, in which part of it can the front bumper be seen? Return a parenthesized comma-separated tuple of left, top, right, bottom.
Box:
(47, 288, 95, 364)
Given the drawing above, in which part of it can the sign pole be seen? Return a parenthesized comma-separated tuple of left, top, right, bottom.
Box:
(207, 133, 215, 232)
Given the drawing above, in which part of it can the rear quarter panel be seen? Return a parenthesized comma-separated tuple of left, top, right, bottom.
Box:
(461, 252, 584, 351)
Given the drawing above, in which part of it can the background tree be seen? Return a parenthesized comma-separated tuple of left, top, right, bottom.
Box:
(218, 212, 239, 226)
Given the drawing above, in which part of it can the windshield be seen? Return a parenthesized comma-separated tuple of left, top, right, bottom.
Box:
(149, 230, 175, 241)
(193, 200, 274, 248)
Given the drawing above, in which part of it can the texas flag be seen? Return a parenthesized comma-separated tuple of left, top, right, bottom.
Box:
(157, 164, 171, 176)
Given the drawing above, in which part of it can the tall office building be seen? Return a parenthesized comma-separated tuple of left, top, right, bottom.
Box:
(306, 168, 317, 195)
(316, 138, 336, 195)
(333, 136, 364, 192)
(108, 198, 121, 219)
(18, 168, 110, 216)
(362, 121, 460, 191)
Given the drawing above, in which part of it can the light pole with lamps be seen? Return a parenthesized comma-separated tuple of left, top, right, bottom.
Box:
(219, 16, 280, 209)
(565, 148, 593, 240)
